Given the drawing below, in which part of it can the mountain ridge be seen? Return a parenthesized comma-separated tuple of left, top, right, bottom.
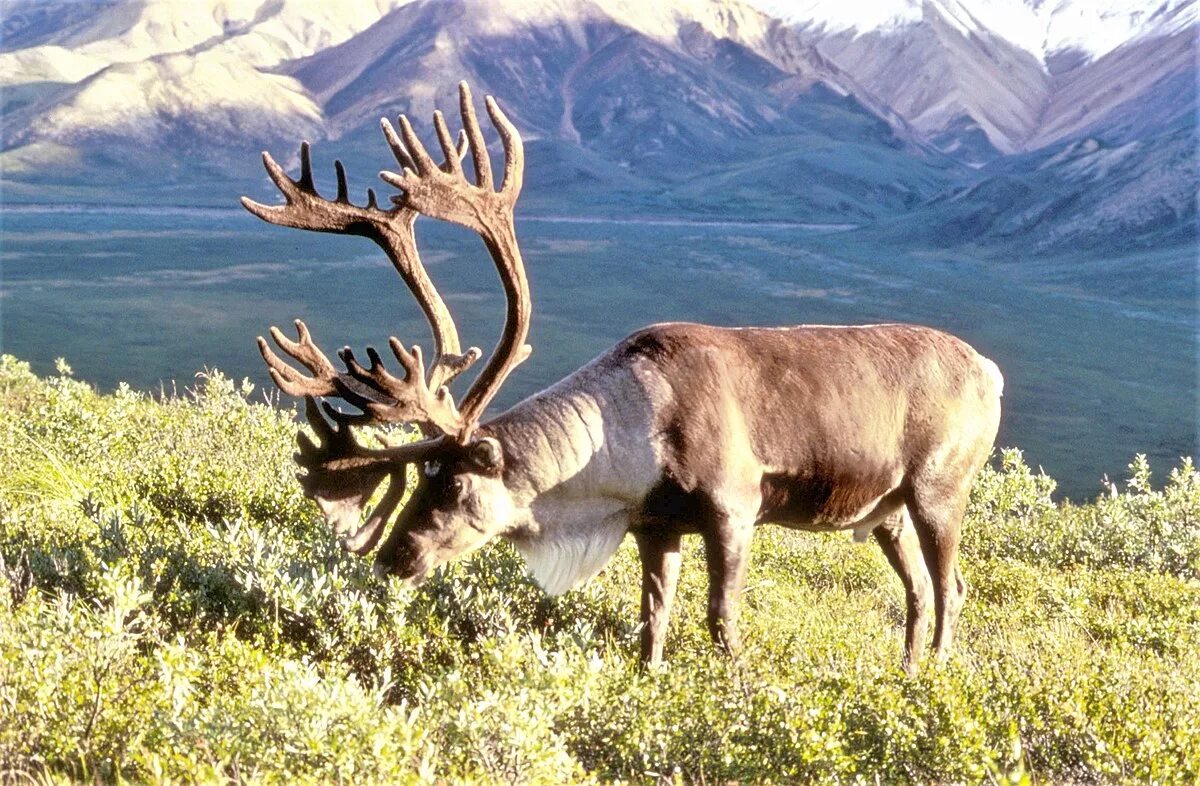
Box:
(1, 0, 1194, 254)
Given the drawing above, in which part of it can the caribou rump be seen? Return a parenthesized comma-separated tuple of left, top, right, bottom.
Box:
(245, 82, 1003, 671)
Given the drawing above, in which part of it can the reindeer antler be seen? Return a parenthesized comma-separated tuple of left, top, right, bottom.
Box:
(337, 339, 466, 435)
(247, 83, 534, 536)
(244, 127, 482, 432)
(257, 319, 340, 399)
(293, 398, 442, 554)
(381, 82, 533, 441)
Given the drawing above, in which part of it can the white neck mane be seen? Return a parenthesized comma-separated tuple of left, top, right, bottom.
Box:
(511, 511, 628, 596)
(489, 352, 668, 596)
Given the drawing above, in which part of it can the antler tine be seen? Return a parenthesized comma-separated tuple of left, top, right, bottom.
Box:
(334, 159, 350, 203)
(397, 114, 438, 176)
(380, 117, 418, 173)
(295, 397, 359, 464)
(298, 141, 315, 191)
(257, 320, 340, 398)
(240, 152, 299, 224)
(485, 95, 524, 199)
(433, 112, 464, 177)
(429, 343, 483, 390)
(333, 340, 467, 435)
(459, 81, 494, 189)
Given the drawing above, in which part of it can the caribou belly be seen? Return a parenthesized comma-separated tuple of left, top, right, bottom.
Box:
(758, 471, 906, 536)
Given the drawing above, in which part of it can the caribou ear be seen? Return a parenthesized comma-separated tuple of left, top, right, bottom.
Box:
(469, 437, 503, 471)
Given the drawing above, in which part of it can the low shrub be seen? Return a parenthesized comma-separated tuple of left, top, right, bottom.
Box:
(1, 355, 1197, 783)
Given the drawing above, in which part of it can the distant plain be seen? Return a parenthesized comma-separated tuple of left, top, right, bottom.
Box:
(1, 204, 1194, 500)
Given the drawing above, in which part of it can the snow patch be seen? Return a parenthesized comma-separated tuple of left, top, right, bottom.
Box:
(749, 0, 1195, 64)
(751, 0, 922, 33)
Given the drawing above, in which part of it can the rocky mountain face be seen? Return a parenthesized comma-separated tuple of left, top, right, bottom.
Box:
(759, 0, 1195, 155)
(1, 0, 1194, 253)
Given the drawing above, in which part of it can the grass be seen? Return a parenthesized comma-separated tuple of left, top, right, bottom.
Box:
(0, 354, 1197, 784)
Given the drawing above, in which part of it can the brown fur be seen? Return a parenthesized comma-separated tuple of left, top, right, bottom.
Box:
(598, 322, 1000, 668)
(373, 321, 1001, 671)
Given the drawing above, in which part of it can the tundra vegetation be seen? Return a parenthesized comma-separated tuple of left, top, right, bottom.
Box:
(0, 355, 1197, 784)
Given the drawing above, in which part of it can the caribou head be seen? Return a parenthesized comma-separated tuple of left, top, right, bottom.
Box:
(244, 82, 531, 579)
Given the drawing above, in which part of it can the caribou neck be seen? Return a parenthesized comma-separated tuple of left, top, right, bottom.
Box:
(478, 353, 666, 528)
(473, 358, 664, 595)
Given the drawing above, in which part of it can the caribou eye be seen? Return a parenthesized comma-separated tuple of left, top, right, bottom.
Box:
(424, 460, 441, 478)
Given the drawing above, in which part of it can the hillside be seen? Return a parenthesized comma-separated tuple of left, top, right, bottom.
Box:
(1, 356, 1198, 782)
(0, 0, 1194, 253)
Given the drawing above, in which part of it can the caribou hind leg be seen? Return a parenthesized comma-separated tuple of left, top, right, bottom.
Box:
(906, 471, 973, 662)
(872, 509, 934, 674)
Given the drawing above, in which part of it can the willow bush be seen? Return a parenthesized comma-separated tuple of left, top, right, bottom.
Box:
(0, 355, 1197, 784)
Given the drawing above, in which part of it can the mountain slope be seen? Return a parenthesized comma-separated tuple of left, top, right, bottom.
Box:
(278, 0, 961, 220)
(889, 127, 1197, 254)
(791, 3, 1049, 160)
(0, 0, 1193, 252)
(1030, 24, 1196, 148)
(761, 0, 1197, 159)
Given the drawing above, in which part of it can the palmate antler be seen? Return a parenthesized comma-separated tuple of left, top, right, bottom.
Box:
(381, 82, 533, 441)
(257, 320, 468, 435)
(289, 397, 452, 554)
(244, 82, 532, 546)
(243, 125, 482, 434)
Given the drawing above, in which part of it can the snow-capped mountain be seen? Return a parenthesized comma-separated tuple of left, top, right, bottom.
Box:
(1, 0, 415, 168)
(755, 0, 1193, 64)
(759, 0, 1196, 159)
(1, 0, 1194, 252)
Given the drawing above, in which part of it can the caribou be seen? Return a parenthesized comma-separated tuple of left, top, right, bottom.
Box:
(244, 82, 1003, 671)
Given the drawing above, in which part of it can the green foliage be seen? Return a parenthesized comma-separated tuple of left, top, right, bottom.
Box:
(967, 448, 1200, 577)
(0, 355, 1197, 784)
